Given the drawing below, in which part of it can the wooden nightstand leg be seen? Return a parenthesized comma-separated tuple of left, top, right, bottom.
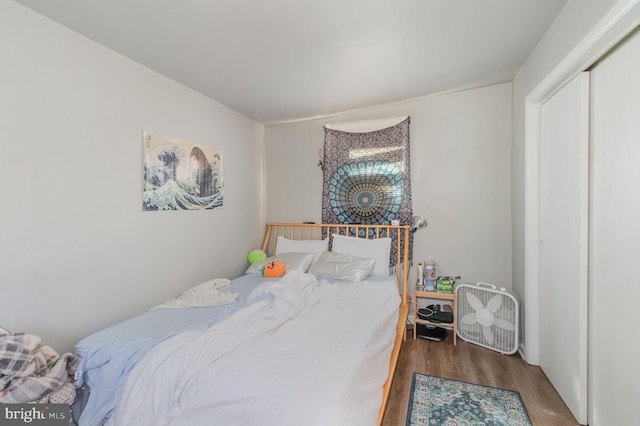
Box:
(453, 294, 457, 345)
(413, 296, 417, 340)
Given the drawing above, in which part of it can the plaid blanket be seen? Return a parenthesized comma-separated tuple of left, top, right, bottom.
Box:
(0, 329, 79, 404)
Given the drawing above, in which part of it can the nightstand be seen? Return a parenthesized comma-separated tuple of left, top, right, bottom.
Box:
(413, 289, 457, 345)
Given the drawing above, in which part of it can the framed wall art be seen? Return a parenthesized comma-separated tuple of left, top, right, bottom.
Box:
(142, 131, 223, 211)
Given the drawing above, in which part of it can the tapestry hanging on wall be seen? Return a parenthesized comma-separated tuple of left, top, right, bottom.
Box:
(142, 131, 223, 211)
(321, 117, 413, 266)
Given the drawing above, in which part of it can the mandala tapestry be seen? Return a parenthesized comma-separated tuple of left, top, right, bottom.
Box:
(322, 117, 413, 266)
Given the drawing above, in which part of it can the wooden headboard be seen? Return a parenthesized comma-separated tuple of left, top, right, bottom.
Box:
(261, 222, 410, 307)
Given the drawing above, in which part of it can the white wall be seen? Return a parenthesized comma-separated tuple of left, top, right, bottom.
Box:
(0, 2, 264, 353)
(267, 83, 513, 290)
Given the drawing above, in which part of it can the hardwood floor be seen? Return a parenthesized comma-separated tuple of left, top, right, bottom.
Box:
(381, 328, 580, 426)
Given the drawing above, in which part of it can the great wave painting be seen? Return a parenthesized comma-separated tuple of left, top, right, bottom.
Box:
(142, 131, 223, 211)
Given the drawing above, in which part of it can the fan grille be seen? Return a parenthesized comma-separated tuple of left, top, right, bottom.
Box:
(456, 284, 519, 354)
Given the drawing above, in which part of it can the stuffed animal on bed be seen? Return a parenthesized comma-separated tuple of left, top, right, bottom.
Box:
(261, 260, 286, 277)
(247, 249, 267, 264)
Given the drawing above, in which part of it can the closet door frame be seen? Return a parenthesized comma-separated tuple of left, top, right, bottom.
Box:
(523, 2, 640, 425)
(523, 0, 640, 366)
(538, 72, 589, 425)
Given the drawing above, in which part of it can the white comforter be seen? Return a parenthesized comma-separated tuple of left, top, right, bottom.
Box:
(152, 278, 238, 309)
(106, 271, 399, 426)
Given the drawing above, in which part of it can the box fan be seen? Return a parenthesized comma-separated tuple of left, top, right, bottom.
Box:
(456, 282, 519, 355)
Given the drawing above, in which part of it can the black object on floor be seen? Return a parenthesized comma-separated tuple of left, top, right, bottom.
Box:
(415, 324, 448, 342)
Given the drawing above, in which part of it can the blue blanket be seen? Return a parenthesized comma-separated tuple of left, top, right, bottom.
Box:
(74, 274, 263, 425)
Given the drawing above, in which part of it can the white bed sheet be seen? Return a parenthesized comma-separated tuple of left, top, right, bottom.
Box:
(105, 271, 400, 426)
(74, 272, 398, 426)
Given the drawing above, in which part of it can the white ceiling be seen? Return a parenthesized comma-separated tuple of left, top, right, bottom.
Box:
(16, 0, 567, 124)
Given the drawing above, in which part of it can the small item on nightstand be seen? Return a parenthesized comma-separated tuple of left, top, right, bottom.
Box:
(436, 275, 460, 294)
(418, 305, 453, 323)
(424, 257, 436, 291)
(416, 262, 424, 291)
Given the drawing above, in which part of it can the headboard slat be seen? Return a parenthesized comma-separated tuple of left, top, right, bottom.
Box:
(261, 222, 410, 307)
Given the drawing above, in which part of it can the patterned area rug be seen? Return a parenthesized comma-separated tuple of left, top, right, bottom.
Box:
(406, 373, 533, 426)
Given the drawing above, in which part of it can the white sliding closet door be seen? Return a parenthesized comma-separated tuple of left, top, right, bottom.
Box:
(539, 73, 589, 425)
(589, 31, 640, 426)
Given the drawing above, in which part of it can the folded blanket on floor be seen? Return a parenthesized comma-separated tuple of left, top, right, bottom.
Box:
(0, 330, 79, 404)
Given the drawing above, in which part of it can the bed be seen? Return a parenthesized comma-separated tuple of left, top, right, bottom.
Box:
(73, 223, 410, 426)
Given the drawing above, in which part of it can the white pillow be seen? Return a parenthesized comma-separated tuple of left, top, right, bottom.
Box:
(331, 233, 391, 276)
(275, 236, 329, 263)
(308, 251, 375, 282)
(245, 253, 314, 274)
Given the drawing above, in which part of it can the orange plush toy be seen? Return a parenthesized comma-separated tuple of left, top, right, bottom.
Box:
(261, 260, 286, 277)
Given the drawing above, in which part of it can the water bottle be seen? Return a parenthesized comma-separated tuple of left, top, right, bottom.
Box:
(424, 257, 436, 291)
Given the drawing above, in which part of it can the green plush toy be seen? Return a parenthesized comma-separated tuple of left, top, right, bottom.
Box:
(247, 249, 267, 264)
